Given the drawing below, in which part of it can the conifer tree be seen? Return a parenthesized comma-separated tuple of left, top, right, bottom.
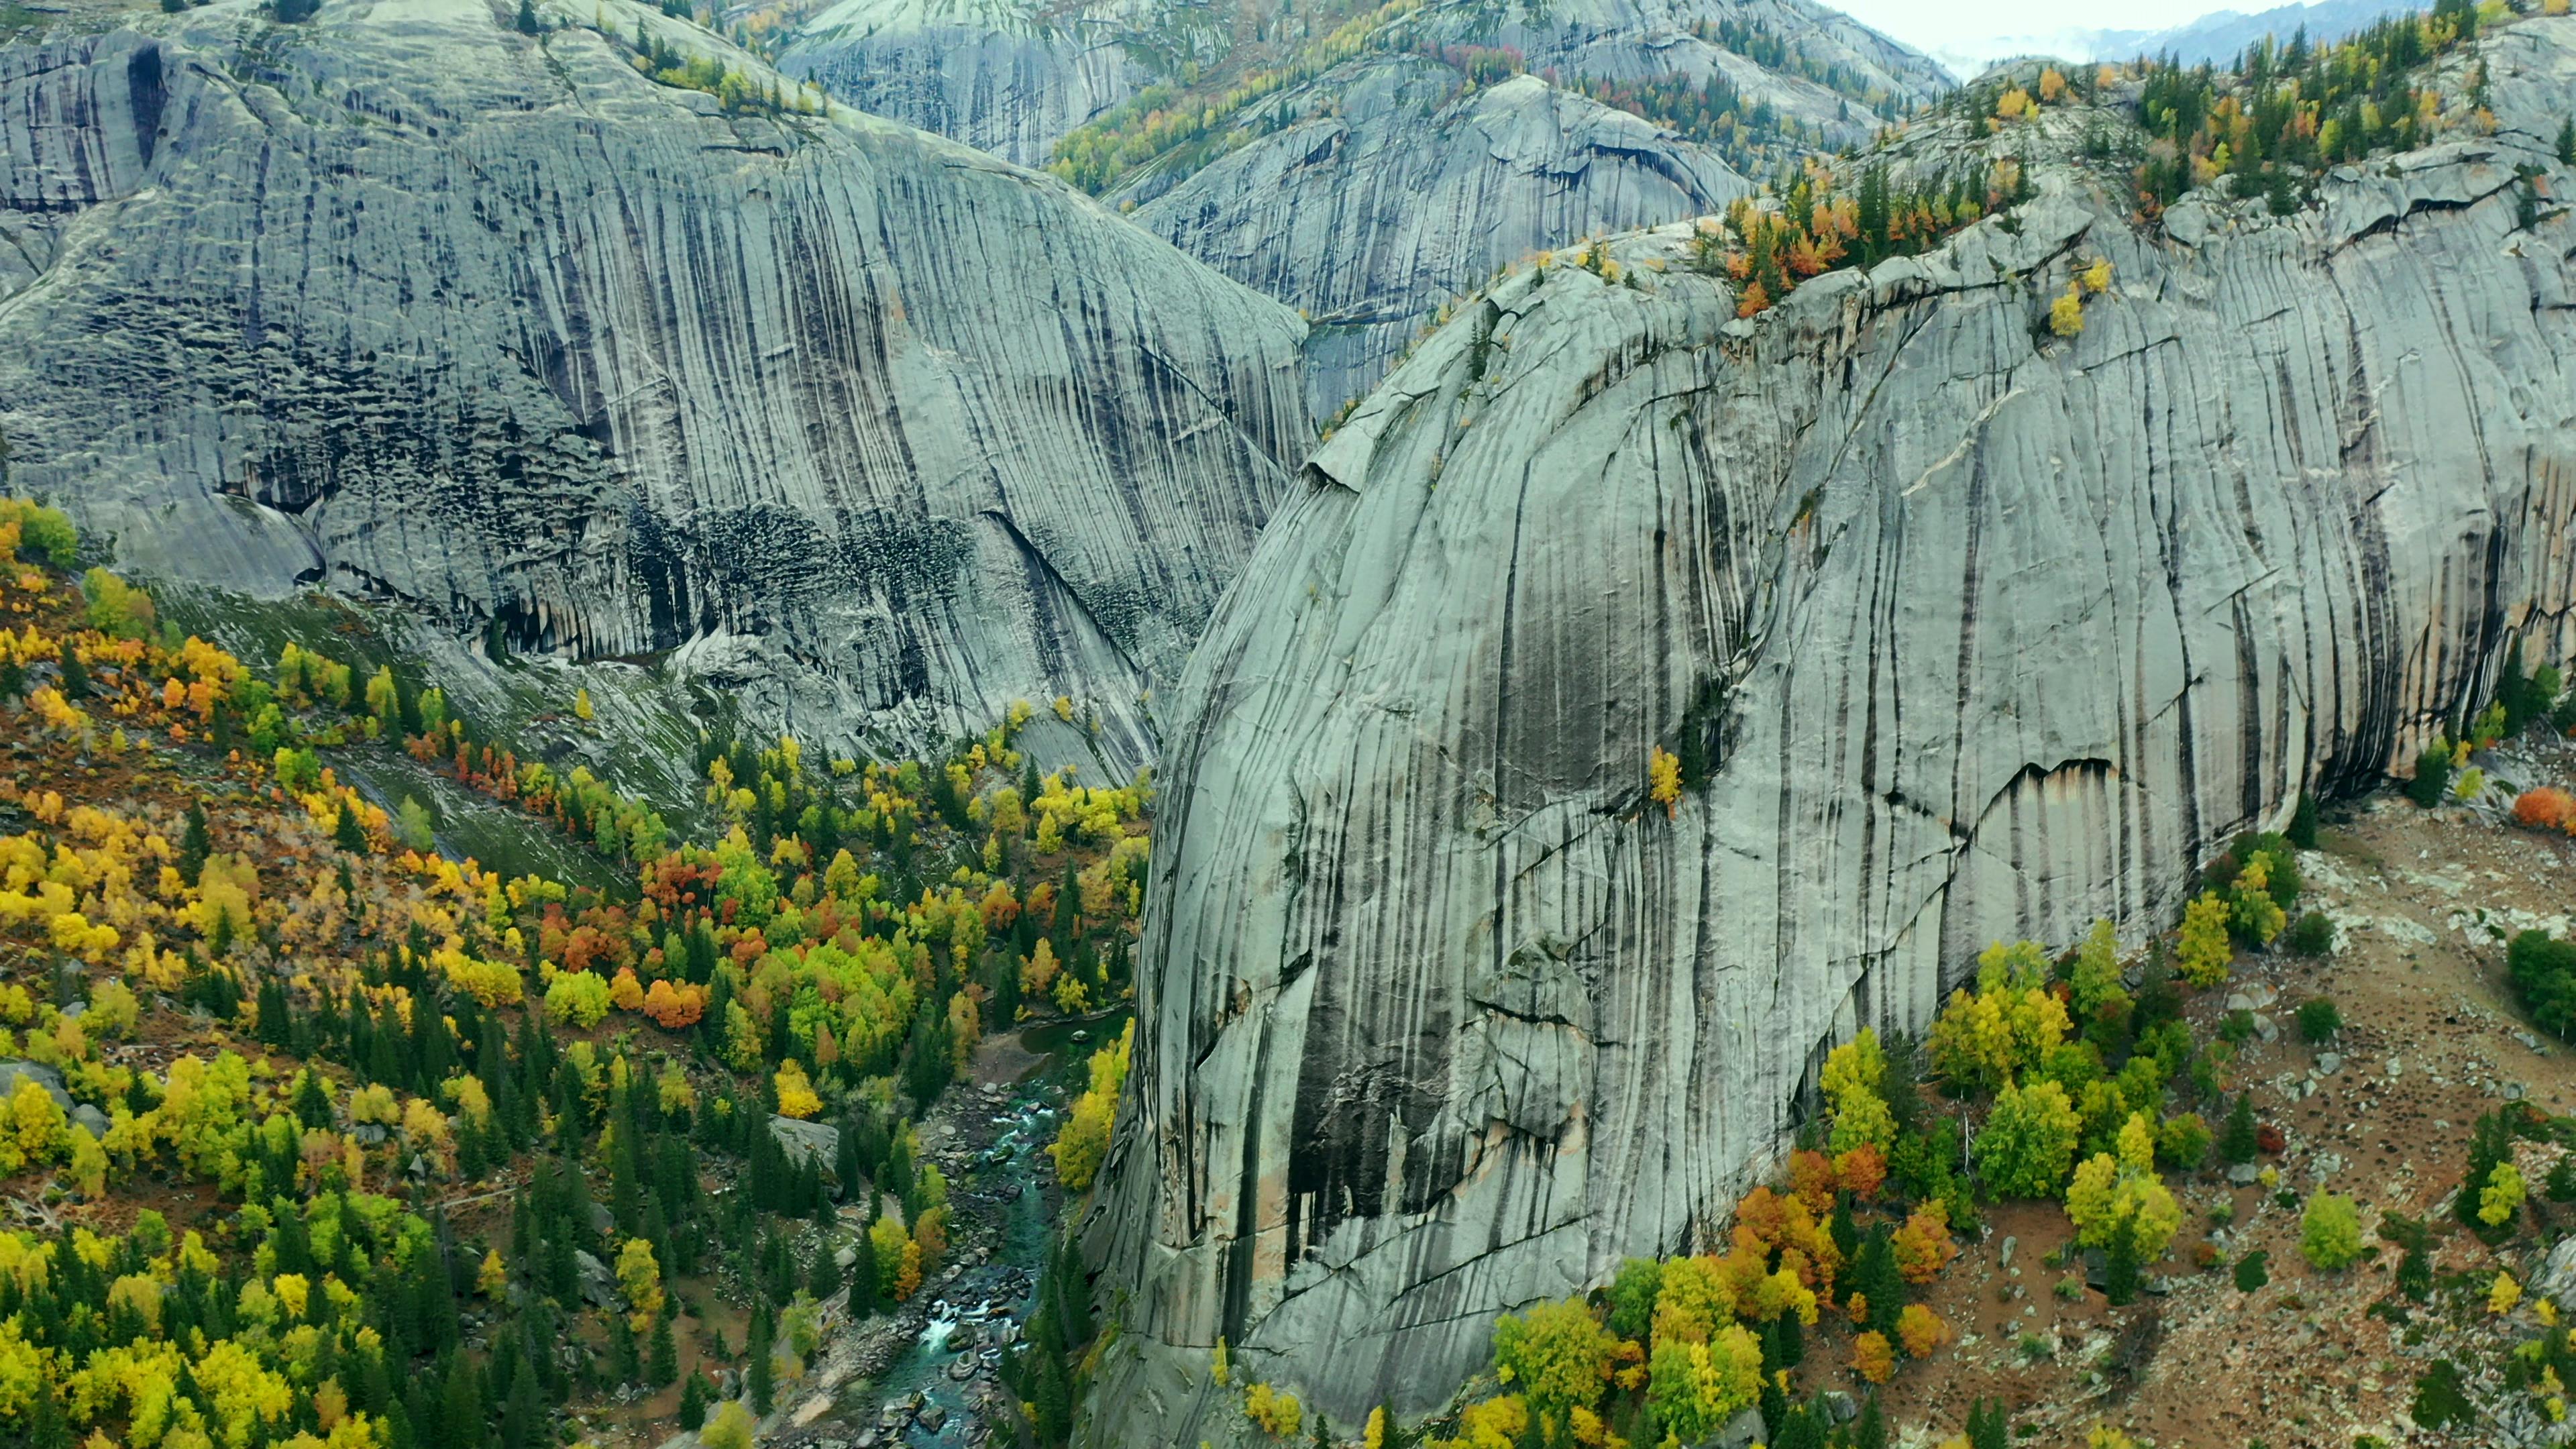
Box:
(2219, 1091, 2258, 1165)
(650, 1309, 679, 1387)
(678, 1372, 708, 1432)
(747, 1306, 775, 1414)
(1852, 1392, 1888, 1449)
(180, 800, 212, 881)
(809, 1239, 843, 1301)
(1966, 1398, 2010, 1449)
(610, 1312, 639, 1384)
(335, 802, 369, 853)
(2105, 1224, 2141, 1305)
(850, 1218, 879, 1317)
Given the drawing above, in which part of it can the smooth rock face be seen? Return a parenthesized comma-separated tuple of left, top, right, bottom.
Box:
(1104, 0, 1949, 408)
(775, 0, 1161, 168)
(1089, 19, 2576, 1438)
(1126, 63, 1756, 417)
(780, 0, 1951, 409)
(0, 1, 1309, 764)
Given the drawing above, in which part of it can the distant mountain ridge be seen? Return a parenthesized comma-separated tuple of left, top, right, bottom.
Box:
(1934, 0, 2409, 76)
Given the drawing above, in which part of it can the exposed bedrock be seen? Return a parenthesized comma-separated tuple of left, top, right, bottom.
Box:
(1085, 18, 2576, 1441)
(777, 0, 1953, 411)
(773, 0, 1159, 169)
(0, 0, 1310, 767)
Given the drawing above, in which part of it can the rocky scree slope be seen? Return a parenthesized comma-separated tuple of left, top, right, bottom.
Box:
(0, 0, 1310, 768)
(777, 0, 1952, 411)
(1082, 15, 2576, 1442)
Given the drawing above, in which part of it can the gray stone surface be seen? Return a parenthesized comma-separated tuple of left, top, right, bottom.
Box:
(1708, 1406, 1766, 1449)
(779, 0, 1953, 411)
(1089, 19, 2576, 1441)
(574, 1249, 617, 1308)
(777, 0, 1158, 168)
(0, 0, 1310, 767)
(2536, 1234, 2576, 1305)
(1123, 64, 1756, 417)
(771, 1114, 843, 1173)
(0, 1061, 71, 1112)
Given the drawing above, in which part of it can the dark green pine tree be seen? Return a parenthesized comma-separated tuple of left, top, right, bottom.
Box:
(257, 977, 292, 1049)
(809, 1239, 844, 1301)
(180, 800, 212, 882)
(2461, 1112, 2513, 1231)
(293, 1069, 332, 1129)
(501, 1356, 545, 1449)
(747, 1307, 776, 1415)
(649, 1309, 679, 1387)
(28, 1384, 73, 1449)
(609, 1313, 639, 1385)
(2219, 1090, 2258, 1165)
(440, 1354, 484, 1449)
(56, 646, 89, 700)
(1859, 1224, 1906, 1336)
(1772, 1300, 1803, 1366)
(335, 802, 370, 853)
(402, 1377, 439, 1449)
(1966, 1398, 2009, 1449)
(1851, 1391, 1888, 1449)
(2105, 1224, 2141, 1305)
(678, 1373, 708, 1432)
(1773, 1397, 1826, 1449)
(850, 1220, 879, 1317)
(610, 1130, 643, 1236)
(515, 0, 540, 33)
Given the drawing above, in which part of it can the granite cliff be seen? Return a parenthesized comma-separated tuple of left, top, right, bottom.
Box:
(779, 0, 1953, 409)
(0, 0, 1311, 767)
(1087, 15, 2576, 1440)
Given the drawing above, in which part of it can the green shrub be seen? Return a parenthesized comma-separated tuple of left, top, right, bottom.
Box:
(1972, 1078, 2081, 1199)
(2492, 640, 2565, 736)
(2296, 997, 2342, 1043)
(2286, 792, 2319, 848)
(396, 796, 435, 853)
(2410, 1360, 2472, 1430)
(2407, 737, 2454, 806)
(2287, 912, 2334, 957)
(2233, 1248, 2269, 1291)
(2506, 930, 2576, 1038)
(2301, 1193, 2364, 1269)
(2157, 1112, 2212, 1171)
(2547, 1155, 2576, 1203)
(0, 499, 77, 567)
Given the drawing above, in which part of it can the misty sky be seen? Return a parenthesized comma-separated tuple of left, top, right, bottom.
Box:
(1831, 0, 2271, 54)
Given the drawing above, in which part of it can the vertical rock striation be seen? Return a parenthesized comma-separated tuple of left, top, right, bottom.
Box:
(1089, 18, 2576, 1441)
(1124, 62, 1758, 416)
(773, 0, 1161, 168)
(0, 0, 1309, 765)
(777, 0, 1953, 410)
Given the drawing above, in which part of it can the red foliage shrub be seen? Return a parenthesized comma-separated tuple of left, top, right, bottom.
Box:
(2514, 786, 2575, 831)
(2255, 1123, 2286, 1155)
